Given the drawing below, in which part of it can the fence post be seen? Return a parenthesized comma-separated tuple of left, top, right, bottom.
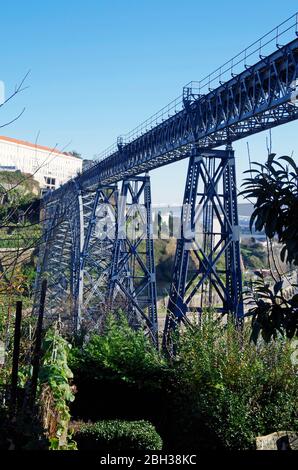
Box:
(28, 279, 47, 410)
(9, 301, 22, 417)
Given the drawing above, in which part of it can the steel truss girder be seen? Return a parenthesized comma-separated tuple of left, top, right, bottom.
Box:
(36, 36, 298, 342)
(45, 38, 298, 199)
(163, 147, 244, 348)
(109, 175, 158, 345)
(34, 193, 77, 328)
(73, 184, 118, 331)
(34, 182, 118, 332)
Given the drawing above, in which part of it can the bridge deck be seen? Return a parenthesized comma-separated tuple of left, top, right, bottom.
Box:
(45, 37, 298, 200)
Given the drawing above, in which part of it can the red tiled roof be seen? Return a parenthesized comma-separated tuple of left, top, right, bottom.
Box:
(0, 135, 71, 157)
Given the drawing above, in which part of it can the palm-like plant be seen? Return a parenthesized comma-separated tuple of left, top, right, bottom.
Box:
(241, 154, 298, 342)
(242, 154, 298, 264)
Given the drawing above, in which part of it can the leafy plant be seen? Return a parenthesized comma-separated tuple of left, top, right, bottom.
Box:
(174, 315, 298, 449)
(70, 313, 298, 450)
(38, 326, 77, 450)
(246, 271, 298, 342)
(241, 154, 298, 341)
(70, 311, 166, 385)
(241, 154, 298, 265)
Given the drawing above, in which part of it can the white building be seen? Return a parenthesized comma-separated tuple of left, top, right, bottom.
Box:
(0, 135, 82, 191)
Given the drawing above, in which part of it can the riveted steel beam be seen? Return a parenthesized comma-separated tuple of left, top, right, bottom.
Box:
(162, 147, 243, 350)
(44, 38, 298, 200)
(109, 175, 158, 345)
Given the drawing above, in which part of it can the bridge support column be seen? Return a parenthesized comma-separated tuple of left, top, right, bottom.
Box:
(163, 146, 244, 349)
(73, 183, 118, 331)
(33, 199, 60, 320)
(34, 183, 118, 334)
(33, 195, 74, 330)
(109, 174, 158, 346)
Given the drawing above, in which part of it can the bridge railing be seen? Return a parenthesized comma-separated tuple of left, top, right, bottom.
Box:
(94, 142, 118, 162)
(94, 94, 184, 163)
(191, 11, 298, 95)
(93, 12, 298, 165)
(118, 95, 183, 144)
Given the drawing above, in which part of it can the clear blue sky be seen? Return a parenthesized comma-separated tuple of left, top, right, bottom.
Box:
(0, 0, 297, 204)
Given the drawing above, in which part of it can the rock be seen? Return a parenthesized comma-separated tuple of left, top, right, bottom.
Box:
(288, 433, 298, 450)
(256, 431, 298, 450)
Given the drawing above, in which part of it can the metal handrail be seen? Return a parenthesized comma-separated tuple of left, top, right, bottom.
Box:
(192, 10, 298, 94)
(94, 12, 298, 164)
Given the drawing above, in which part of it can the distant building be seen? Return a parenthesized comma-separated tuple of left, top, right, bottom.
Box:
(0, 136, 82, 191)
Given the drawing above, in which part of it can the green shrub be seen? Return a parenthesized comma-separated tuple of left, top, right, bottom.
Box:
(70, 312, 298, 451)
(69, 313, 174, 447)
(74, 420, 163, 451)
(39, 326, 76, 450)
(70, 312, 168, 387)
(174, 315, 298, 449)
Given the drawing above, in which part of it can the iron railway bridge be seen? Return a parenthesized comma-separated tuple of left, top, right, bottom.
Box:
(34, 13, 298, 348)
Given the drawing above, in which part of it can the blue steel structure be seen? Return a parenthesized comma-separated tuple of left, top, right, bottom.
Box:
(74, 184, 118, 331)
(163, 146, 243, 349)
(109, 175, 158, 345)
(35, 14, 298, 345)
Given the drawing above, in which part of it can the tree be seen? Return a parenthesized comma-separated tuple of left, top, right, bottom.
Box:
(241, 154, 298, 342)
(67, 150, 81, 159)
(242, 154, 298, 265)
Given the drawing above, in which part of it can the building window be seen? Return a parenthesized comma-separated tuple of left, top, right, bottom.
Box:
(44, 176, 56, 189)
